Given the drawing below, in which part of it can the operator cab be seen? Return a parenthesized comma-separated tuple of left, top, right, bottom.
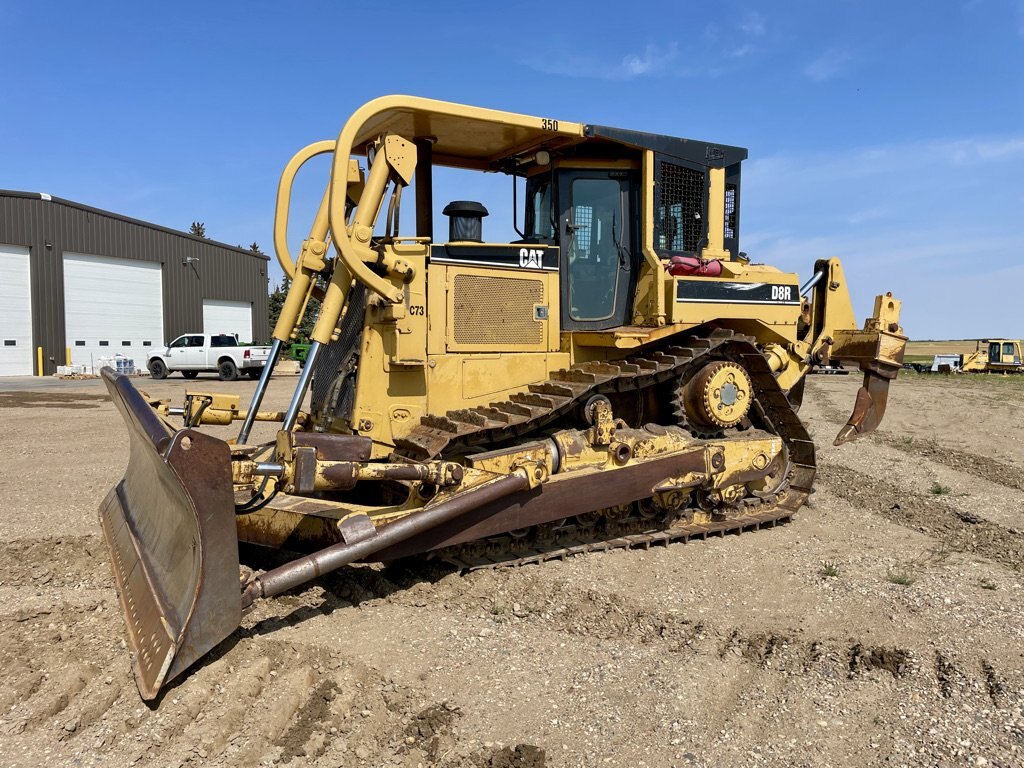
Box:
(352, 100, 746, 334)
(525, 166, 639, 330)
(432, 162, 640, 332)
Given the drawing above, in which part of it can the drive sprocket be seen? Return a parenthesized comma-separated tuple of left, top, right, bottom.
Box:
(681, 361, 752, 431)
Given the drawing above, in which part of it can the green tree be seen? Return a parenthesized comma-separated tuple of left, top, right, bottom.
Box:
(189, 221, 207, 238)
(268, 277, 320, 343)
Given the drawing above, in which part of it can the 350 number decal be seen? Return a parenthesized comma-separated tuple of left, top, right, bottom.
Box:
(541, 118, 559, 131)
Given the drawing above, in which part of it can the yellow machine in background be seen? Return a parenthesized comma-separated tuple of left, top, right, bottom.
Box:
(97, 96, 906, 700)
(959, 339, 1023, 373)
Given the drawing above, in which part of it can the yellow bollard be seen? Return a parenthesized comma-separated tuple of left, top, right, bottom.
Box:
(66, 346, 71, 366)
(37, 346, 44, 376)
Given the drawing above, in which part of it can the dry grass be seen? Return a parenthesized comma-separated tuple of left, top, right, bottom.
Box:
(887, 570, 917, 586)
(906, 339, 982, 357)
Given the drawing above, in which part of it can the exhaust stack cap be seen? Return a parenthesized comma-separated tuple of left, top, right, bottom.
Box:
(443, 200, 489, 242)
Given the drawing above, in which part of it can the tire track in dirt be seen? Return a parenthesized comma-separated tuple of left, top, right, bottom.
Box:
(881, 436, 1024, 491)
(311, 563, 1021, 704)
(819, 463, 1024, 569)
(0, 592, 547, 767)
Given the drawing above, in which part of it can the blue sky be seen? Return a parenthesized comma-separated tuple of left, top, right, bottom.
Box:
(2, 0, 1022, 339)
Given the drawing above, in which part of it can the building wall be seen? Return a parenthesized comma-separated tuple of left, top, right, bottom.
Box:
(0, 192, 269, 374)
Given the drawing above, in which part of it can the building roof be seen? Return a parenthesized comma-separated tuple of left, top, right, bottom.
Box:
(0, 189, 270, 260)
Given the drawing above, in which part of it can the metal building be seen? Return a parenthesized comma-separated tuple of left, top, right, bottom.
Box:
(0, 190, 269, 376)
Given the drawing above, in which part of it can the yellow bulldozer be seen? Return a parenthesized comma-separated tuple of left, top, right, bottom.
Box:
(98, 96, 907, 700)
(959, 339, 1023, 373)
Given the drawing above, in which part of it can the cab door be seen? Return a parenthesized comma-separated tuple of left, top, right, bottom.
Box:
(165, 335, 189, 368)
(181, 335, 207, 368)
(558, 170, 637, 331)
(1003, 342, 1018, 364)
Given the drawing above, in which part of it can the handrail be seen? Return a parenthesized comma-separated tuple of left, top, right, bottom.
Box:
(328, 99, 410, 303)
(273, 140, 336, 280)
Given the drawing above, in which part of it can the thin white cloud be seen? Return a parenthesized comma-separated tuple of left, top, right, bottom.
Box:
(725, 13, 767, 59)
(729, 43, 756, 59)
(741, 12, 766, 37)
(525, 13, 768, 82)
(845, 207, 887, 226)
(523, 42, 688, 81)
(948, 137, 1024, 162)
(747, 134, 1024, 188)
(621, 43, 680, 77)
(740, 132, 1024, 338)
(803, 48, 852, 82)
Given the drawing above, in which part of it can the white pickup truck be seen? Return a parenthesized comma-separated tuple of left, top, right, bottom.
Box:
(147, 333, 271, 381)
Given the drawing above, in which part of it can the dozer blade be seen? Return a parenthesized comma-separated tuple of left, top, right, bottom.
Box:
(98, 368, 241, 700)
(834, 369, 892, 445)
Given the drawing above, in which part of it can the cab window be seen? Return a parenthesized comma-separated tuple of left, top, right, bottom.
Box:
(187, 335, 205, 347)
(525, 177, 555, 241)
(567, 177, 626, 321)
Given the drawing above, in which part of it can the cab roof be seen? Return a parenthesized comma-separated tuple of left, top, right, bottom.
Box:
(348, 96, 747, 171)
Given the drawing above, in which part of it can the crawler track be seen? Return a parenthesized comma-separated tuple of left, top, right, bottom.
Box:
(434, 495, 795, 570)
(395, 329, 816, 568)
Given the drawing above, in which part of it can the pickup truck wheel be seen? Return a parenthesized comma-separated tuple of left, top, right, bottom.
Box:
(182, 371, 199, 379)
(246, 368, 262, 379)
(218, 359, 239, 381)
(148, 359, 168, 380)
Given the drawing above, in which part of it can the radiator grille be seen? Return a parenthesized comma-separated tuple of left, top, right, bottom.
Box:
(452, 274, 544, 346)
(656, 161, 706, 252)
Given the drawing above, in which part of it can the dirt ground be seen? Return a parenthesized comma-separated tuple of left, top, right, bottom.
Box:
(0, 370, 1022, 767)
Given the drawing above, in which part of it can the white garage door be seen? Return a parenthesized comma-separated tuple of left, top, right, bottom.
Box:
(64, 253, 164, 372)
(0, 244, 33, 376)
(203, 299, 253, 343)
